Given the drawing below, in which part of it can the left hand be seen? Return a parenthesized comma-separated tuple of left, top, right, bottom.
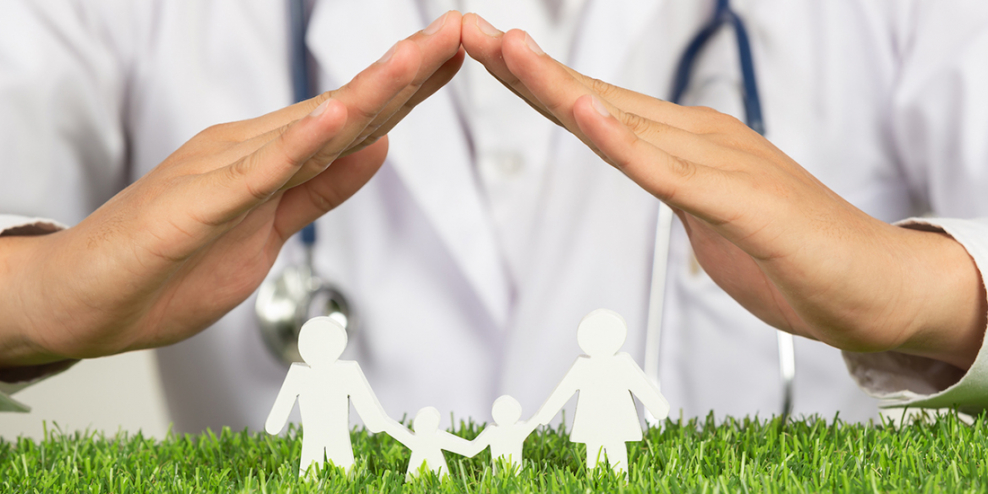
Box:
(0, 12, 466, 366)
(460, 14, 987, 370)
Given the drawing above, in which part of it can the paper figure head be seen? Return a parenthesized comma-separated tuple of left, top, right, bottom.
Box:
(491, 395, 522, 425)
(297, 316, 347, 365)
(412, 406, 441, 433)
(577, 309, 627, 357)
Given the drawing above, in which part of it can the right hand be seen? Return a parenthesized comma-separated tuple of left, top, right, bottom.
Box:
(460, 14, 987, 370)
(0, 12, 465, 367)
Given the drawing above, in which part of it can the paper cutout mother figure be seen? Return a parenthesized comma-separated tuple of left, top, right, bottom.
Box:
(534, 309, 670, 473)
(265, 317, 392, 476)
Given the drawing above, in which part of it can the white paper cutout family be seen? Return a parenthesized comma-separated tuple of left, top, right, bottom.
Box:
(265, 309, 670, 478)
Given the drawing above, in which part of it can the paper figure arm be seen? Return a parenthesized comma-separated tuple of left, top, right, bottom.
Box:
(519, 417, 541, 436)
(264, 363, 306, 434)
(620, 353, 670, 421)
(345, 361, 393, 434)
(533, 359, 582, 425)
(383, 420, 415, 446)
(454, 428, 491, 458)
(439, 430, 483, 458)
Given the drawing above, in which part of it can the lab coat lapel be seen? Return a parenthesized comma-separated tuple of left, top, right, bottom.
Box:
(308, 0, 512, 327)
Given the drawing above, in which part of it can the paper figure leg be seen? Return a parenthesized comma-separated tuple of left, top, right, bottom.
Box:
(603, 442, 628, 474)
(299, 440, 324, 476)
(585, 443, 604, 470)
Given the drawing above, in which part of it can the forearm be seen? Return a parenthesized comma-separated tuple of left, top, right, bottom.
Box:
(889, 224, 987, 370)
(0, 233, 65, 367)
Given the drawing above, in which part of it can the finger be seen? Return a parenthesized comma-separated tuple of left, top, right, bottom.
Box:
(231, 39, 421, 190)
(227, 38, 422, 152)
(196, 98, 349, 226)
(345, 11, 465, 148)
(238, 12, 464, 187)
(341, 47, 466, 157)
(476, 27, 730, 169)
(282, 40, 422, 187)
(273, 137, 390, 239)
(499, 29, 621, 139)
(460, 13, 561, 126)
(555, 64, 714, 133)
(230, 11, 462, 144)
(464, 18, 713, 134)
(572, 93, 733, 224)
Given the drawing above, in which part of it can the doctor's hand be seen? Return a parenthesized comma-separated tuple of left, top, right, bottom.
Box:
(461, 14, 987, 370)
(0, 12, 465, 367)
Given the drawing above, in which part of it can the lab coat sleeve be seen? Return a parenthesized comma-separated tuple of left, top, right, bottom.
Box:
(843, 217, 988, 415)
(0, 0, 145, 411)
(843, 1, 988, 414)
(0, 215, 73, 412)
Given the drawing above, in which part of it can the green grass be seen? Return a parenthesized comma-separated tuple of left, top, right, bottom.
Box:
(1, 412, 986, 493)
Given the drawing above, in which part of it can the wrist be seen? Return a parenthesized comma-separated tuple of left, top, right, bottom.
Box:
(0, 232, 67, 366)
(892, 224, 987, 370)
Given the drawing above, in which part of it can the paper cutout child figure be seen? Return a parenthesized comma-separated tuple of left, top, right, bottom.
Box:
(460, 395, 538, 473)
(385, 406, 478, 480)
(534, 309, 670, 474)
(265, 317, 392, 476)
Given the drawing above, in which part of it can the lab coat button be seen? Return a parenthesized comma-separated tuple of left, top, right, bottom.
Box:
(479, 152, 525, 180)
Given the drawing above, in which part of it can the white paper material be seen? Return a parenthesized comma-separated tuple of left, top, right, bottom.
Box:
(384, 406, 479, 479)
(265, 317, 392, 476)
(533, 309, 670, 473)
(266, 310, 669, 478)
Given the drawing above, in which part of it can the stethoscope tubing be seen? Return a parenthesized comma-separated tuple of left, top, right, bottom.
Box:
(645, 0, 794, 420)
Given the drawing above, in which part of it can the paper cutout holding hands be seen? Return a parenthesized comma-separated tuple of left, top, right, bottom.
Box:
(265, 309, 669, 479)
(265, 317, 392, 476)
(385, 406, 478, 479)
(459, 395, 539, 473)
(534, 309, 670, 473)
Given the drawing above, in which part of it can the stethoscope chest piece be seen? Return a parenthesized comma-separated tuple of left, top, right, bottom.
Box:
(255, 263, 355, 365)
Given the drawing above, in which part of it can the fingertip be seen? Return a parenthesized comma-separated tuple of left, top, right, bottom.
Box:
(460, 11, 476, 29)
(444, 10, 464, 30)
(501, 29, 528, 53)
(379, 39, 423, 83)
(460, 14, 498, 60)
(422, 10, 463, 43)
(574, 94, 602, 117)
(313, 98, 348, 132)
(573, 95, 621, 155)
(501, 29, 542, 73)
(474, 13, 503, 38)
(302, 98, 348, 139)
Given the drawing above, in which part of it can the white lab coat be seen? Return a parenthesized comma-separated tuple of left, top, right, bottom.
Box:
(2, 0, 988, 429)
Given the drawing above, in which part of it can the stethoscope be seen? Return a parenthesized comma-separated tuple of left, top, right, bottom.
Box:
(255, 0, 357, 365)
(644, 0, 796, 421)
(257, 0, 796, 418)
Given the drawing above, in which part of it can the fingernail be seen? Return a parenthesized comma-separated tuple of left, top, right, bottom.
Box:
(591, 95, 610, 117)
(524, 32, 544, 55)
(310, 99, 331, 118)
(423, 12, 447, 35)
(476, 15, 501, 37)
(377, 43, 396, 64)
